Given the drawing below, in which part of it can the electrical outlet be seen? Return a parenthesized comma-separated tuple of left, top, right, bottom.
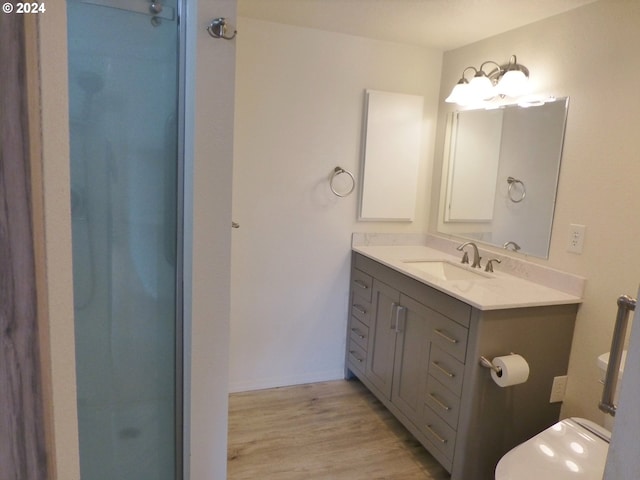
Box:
(567, 224, 586, 254)
(550, 375, 568, 403)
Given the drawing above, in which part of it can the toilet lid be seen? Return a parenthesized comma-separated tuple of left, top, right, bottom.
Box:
(495, 418, 610, 480)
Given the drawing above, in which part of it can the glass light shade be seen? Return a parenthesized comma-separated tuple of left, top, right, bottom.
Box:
(496, 69, 529, 97)
(468, 74, 495, 101)
(445, 82, 470, 105)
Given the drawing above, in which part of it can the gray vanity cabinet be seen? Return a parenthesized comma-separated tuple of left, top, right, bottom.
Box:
(346, 268, 373, 377)
(366, 279, 430, 425)
(346, 252, 578, 480)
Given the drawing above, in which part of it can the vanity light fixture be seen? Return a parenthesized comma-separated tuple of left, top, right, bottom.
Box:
(445, 55, 530, 106)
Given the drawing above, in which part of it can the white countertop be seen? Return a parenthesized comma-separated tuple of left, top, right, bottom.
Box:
(353, 244, 583, 311)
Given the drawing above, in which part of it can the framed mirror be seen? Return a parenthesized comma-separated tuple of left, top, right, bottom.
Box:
(437, 97, 569, 258)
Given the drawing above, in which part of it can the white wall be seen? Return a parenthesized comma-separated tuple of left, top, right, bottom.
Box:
(431, 0, 640, 424)
(184, 1, 236, 478)
(230, 18, 442, 391)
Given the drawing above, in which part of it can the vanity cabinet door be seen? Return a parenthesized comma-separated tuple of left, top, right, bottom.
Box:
(365, 279, 399, 399)
(391, 294, 430, 425)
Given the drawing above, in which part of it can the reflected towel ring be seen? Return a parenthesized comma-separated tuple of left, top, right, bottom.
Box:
(330, 167, 356, 197)
(507, 176, 526, 203)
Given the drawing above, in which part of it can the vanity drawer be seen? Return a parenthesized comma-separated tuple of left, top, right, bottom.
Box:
(423, 405, 457, 461)
(430, 312, 468, 363)
(352, 269, 373, 302)
(428, 346, 465, 396)
(425, 376, 461, 429)
(347, 340, 367, 375)
(350, 294, 372, 326)
(349, 317, 369, 351)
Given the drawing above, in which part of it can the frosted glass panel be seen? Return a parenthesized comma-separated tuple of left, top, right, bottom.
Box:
(67, 1, 180, 479)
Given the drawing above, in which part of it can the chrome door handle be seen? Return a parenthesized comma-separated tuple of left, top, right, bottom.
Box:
(434, 328, 458, 344)
(349, 350, 364, 363)
(431, 361, 455, 378)
(350, 328, 365, 339)
(425, 424, 448, 444)
(390, 303, 399, 330)
(352, 304, 366, 315)
(428, 392, 451, 412)
(354, 279, 368, 290)
(395, 306, 406, 333)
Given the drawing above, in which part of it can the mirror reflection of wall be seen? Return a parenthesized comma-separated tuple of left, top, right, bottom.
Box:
(438, 97, 569, 258)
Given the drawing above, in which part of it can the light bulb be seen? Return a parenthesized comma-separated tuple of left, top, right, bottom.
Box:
(445, 82, 471, 105)
(468, 74, 495, 101)
(497, 70, 529, 97)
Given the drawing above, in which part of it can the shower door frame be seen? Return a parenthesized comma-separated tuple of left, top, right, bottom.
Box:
(175, 0, 187, 478)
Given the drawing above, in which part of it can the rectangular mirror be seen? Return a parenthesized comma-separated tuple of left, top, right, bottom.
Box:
(437, 97, 569, 258)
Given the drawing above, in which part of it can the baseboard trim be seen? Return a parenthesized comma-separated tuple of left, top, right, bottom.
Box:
(229, 370, 345, 394)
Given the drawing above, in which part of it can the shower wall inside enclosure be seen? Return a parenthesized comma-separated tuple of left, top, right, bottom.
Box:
(66, 1, 183, 478)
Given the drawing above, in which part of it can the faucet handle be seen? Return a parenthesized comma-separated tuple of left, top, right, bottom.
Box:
(485, 258, 502, 273)
(460, 251, 469, 264)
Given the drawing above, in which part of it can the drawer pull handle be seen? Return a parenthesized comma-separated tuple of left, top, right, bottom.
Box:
(431, 361, 455, 378)
(425, 424, 448, 444)
(428, 393, 451, 412)
(352, 304, 367, 315)
(351, 328, 365, 339)
(354, 279, 369, 290)
(434, 329, 458, 344)
(349, 350, 364, 363)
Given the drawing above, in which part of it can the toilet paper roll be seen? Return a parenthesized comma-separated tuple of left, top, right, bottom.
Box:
(491, 354, 530, 387)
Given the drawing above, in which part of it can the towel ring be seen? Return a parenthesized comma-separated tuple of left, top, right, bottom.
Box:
(330, 167, 356, 197)
(507, 176, 526, 203)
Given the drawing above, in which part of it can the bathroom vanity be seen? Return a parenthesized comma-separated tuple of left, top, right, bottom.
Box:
(345, 240, 583, 480)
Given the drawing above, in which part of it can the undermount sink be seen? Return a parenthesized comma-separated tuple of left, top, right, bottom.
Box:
(403, 260, 490, 281)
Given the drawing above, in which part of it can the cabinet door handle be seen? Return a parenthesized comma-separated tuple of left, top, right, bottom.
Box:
(431, 361, 455, 378)
(349, 350, 364, 363)
(350, 328, 365, 339)
(395, 306, 406, 333)
(428, 393, 451, 412)
(352, 304, 367, 315)
(390, 302, 399, 330)
(434, 328, 458, 344)
(425, 424, 448, 444)
(354, 279, 368, 290)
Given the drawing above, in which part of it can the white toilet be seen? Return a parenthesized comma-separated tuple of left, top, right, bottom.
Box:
(494, 417, 610, 479)
(495, 351, 625, 479)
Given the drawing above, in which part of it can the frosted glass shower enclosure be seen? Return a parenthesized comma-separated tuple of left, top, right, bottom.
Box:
(67, 1, 182, 478)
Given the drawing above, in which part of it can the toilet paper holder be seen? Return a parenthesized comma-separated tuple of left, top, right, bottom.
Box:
(479, 353, 517, 376)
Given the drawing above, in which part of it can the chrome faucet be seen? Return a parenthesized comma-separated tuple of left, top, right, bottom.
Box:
(457, 242, 482, 268)
(503, 241, 521, 252)
(485, 258, 502, 273)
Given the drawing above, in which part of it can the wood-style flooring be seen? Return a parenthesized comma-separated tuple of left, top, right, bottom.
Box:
(228, 379, 451, 479)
